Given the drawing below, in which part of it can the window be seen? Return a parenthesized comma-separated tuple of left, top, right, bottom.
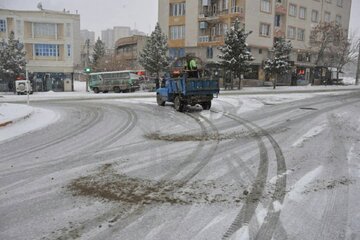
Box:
(297, 29, 305, 41)
(223, 0, 229, 10)
(34, 23, 56, 38)
(324, 11, 331, 22)
(288, 26, 296, 39)
(35, 44, 59, 57)
(261, 0, 271, 13)
(0, 19, 6, 32)
(169, 48, 185, 60)
(170, 2, 186, 16)
(67, 44, 71, 57)
(275, 15, 281, 27)
(299, 7, 306, 19)
(66, 23, 71, 37)
(297, 52, 311, 62)
(169, 26, 185, 40)
(289, 4, 297, 17)
(311, 10, 319, 22)
(335, 15, 342, 26)
(206, 47, 213, 59)
(337, 0, 343, 7)
(260, 23, 271, 37)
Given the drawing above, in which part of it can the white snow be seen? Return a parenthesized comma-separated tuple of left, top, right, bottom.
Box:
(0, 106, 59, 143)
(272, 201, 283, 212)
(292, 123, 327, 147)
(287, 166, 323, 202)
(255, 204, 268, 226)
(230, 225, 250, 240)
(0, 103, 33, 123)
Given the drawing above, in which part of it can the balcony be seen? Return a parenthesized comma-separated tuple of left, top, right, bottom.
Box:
(198, 35, 224, 46)
(275, 3, 287, 15)
(199, 10, 220, 22)
(274, 27, 286, 38)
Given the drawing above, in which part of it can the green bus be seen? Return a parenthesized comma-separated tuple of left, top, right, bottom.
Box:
(89, 70, 140, 93)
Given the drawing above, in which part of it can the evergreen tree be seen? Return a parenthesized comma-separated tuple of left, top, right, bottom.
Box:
(92, 37, 105, 68)
(0, 31, 26, 81)
(218, 18, 254, 89)
(264, 38, 292, 89)
(139, 23, 169, 79)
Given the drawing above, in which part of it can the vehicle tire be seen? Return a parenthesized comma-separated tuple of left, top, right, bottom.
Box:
(93, 87, 99, 94)
(114, 87, 120, 93)
(174, 96, 184, 112)
(202, 101, 211, 110)
(157, 94, 165, 106)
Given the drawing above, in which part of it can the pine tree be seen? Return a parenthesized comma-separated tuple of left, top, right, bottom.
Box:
(92, 38, 105, 69)
(139, 23, 169, 79)
(0, 31, 26, 79)
(264, 38, 292, 89)
(218, 18, 254, 90)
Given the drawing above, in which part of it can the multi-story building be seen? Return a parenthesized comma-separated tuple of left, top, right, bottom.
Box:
(159, 0, 352, 84)
(101, 26, 147, 50)
(0, 8, 81, 91)
(115, 35, 149, 70)
(80, 29, 95, 69)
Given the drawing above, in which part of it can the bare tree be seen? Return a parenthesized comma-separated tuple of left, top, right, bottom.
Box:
(328, 31, 359, 84)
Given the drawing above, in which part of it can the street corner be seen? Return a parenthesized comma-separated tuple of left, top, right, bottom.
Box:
(0, 103, 34, 127)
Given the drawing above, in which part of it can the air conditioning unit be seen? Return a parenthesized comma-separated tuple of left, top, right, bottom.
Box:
(202, 0, 209, 6)
(199, 21, 208, 29)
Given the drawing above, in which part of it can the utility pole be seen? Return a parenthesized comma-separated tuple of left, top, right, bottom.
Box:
(356, 40, 360, 85)
(85, 39, 90, 92)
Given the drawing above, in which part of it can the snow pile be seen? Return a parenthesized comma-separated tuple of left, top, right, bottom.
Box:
(0, 103, 33, 124)
(0, 105, 59, 142)
(342, 77, 356, 85)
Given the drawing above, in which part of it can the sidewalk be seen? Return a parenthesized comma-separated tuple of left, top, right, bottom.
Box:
(0, 103, 33, 127)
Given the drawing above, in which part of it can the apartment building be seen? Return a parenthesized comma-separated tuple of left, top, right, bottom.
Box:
(0, 8, 81, 91)
(115, 35, 149, 70)
(101, 26, 146, 50)
(158, 0, 352, 83)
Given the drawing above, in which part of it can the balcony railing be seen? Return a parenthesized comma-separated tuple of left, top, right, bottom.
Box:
(198, 35, 224, 43)
(275, 3, 287, 15)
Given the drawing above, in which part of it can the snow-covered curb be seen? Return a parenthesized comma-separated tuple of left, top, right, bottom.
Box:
(0, 103, 34, 127)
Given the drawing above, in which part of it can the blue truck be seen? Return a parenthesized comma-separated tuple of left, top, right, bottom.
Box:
(156, 70, 219, 112)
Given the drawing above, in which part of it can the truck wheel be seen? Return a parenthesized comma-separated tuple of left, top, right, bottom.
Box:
(114, 87, 120, 93)
(157, 94, 165, 106)
(202, 101, 211, 110)
(174, 96, 184, 112)
(93, 87, 99, 93)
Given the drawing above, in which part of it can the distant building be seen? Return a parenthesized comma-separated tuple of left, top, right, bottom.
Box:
(101, 26, 147, 50)
(0, 8, 81, 91)
(115, 35, 149, 70)
(80, 29, 95, 69)
(80, 29, 95, 46)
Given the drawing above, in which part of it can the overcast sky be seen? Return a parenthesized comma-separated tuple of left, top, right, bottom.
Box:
(0, 0, 359, 38)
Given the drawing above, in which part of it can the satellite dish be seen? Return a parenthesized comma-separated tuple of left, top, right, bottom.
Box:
(37, 2, 43, 10)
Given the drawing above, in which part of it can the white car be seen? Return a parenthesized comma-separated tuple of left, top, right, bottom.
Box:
(15, 80, 33, 95)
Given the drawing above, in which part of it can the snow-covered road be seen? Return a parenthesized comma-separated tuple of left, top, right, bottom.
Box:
(0, 90, 359, 240)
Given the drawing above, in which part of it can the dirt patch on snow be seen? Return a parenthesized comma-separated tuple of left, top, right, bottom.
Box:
(68, 164, 249, 205)
(144, 131, 251, 142)
(303, 176, 355, 194)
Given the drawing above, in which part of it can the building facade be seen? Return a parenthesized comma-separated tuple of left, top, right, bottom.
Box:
(158, 0, 352, 84)
(101, 26, 146, 50)
(115, 35, 149, 70)
(0, 8, 81, 91)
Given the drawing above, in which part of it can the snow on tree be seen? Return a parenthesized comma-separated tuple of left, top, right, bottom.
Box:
(264, 38, 292, 89)
(0, 31, 26, 82)
(218, 18, 254, 90)
(139, 23, 169, 79)
(92, 37, 105, 69)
